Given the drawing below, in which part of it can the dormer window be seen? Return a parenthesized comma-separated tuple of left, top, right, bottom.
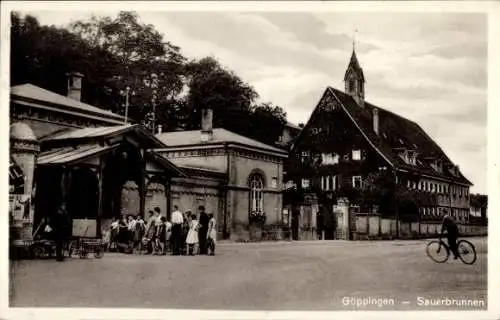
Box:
(407, 151, 416, 165)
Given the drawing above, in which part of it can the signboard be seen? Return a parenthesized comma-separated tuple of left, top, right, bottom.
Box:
(10, 194, 32, 221)
(9, 194, 34, 243)
(72, 219, 97, 238)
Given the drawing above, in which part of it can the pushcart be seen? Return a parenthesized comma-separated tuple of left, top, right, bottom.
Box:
(68, 237, 104, 259)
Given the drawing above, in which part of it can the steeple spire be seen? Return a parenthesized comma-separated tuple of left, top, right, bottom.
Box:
(344, 33, 365, 107)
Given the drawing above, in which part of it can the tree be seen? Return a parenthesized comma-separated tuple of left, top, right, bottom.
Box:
(249, 103, 287, 145)
(70, 11, 187, 130)
(183, 57, 258, 135)
(10, 12, 115, 100)
(361, 170, 420, 221)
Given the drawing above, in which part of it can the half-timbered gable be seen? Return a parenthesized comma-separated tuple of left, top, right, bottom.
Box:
(287, 89, 388, 193)
(286, 48, 473, 232)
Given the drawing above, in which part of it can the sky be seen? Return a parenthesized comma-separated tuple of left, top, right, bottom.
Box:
(22, 10, 487, 194)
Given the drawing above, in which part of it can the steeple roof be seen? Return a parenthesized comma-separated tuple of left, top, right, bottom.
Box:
(344, 49, 365, 82)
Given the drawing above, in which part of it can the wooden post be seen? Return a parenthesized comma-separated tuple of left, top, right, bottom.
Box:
(165, 176, 171, 221)
(96, 156, 104, 239)
(139, 150, 146, 219)
(60, 167, 67, 204)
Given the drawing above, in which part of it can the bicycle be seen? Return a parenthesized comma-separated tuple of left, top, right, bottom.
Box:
(426, 236, 477, 265)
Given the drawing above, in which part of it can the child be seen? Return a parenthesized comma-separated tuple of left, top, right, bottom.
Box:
(185, 214, 199, 256)
(109, 217, 119, 252)
(135, 216, 146, 253)
(155, 216, 167, 255)
(165, 219, 172, 254)
(207, 213, 217, 256)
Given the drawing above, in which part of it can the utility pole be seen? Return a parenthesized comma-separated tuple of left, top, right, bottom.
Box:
(124, 86, 130, 125)
(151, 90, 157, 134)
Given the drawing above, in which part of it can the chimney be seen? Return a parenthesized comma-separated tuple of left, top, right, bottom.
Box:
(200, 108, 213, 142)
(66, 72, 84, 101)
(373, 107, 379, 135)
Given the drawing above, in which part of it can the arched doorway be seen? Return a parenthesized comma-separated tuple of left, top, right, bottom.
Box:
(101, 143, 144, 221)
(145, 175, 168, 219)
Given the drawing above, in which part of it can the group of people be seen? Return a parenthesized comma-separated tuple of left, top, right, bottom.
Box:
(105, 205, 217, 256)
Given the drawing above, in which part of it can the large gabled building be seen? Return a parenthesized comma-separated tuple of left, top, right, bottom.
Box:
(285, 49, 473, 239)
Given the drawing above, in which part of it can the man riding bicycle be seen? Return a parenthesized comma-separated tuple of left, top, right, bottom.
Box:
(440, 211, 459, 259)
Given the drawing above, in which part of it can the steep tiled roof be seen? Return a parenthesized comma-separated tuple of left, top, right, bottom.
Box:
(327, 87, 472, 185)
(156, 128, 287, 155)
(42, 124, 167, 149)
(11, 84, 124, 123)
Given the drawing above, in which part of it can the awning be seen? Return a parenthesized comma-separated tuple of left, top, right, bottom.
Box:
(37, 143, 120, 165)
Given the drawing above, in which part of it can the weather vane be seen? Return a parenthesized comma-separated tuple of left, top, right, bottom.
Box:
(353, 28, 358, 50)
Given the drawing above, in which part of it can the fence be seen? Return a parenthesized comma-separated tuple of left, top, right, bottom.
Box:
(352, 213, 487, 240)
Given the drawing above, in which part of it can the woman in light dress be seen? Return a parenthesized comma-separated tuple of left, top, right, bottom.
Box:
(185, 214, 199, 255)
(207, 213, 217, 256)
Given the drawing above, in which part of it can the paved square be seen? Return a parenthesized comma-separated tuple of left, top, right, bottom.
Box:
(10, 237, 487, 310)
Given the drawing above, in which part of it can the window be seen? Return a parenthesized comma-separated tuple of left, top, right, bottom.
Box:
(249, 175, 264, 213)
(321, 153, 339, 165)
(321, 153, 338, 164)
(301, 151, 309, 163)
(352, 149, 362, 161)
(321, 176, 337, 191)
(271, 177, 278, 189)
(349, 79, 356, 92)
(301, 179, 310, 189)
(333, 154, 340, 164)
(285, 180, 296, 190)
(352, 176, 363, 189)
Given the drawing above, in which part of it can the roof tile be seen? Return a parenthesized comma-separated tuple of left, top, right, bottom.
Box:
(328, 87, 472, 185)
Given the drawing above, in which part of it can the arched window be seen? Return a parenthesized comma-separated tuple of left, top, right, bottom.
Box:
(249, 175, 264, 213)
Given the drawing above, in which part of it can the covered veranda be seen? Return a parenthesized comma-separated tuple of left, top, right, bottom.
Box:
(33, 124, 186, 237)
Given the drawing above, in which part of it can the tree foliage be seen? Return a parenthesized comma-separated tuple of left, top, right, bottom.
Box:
(11, 11, 288, 144)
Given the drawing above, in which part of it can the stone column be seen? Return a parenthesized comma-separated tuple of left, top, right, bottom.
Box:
(335, 197, 350, 240)
(10, 122, 40, 244)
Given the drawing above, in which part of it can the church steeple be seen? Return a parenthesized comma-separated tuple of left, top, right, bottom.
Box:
(344, 47, 365, 107)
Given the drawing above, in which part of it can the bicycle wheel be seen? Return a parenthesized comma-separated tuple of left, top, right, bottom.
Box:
(457, 240, 477, 265)
(426, 240, 449, 263)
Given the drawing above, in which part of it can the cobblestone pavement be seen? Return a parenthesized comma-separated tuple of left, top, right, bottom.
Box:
(10, 237, 487, 310)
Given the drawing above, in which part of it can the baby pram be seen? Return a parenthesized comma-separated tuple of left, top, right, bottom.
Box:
(30, 221, 70, 259)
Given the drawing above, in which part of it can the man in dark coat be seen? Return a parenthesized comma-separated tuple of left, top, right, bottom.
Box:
(52, 203, 72, 261)
(440, 211, 460, 259)
(198, 206, 209, 255)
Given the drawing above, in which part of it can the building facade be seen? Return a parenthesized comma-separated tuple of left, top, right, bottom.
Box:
(10, 73, 287, 244)
(285, 49, 473, 239)
(155, 108, 288, 240)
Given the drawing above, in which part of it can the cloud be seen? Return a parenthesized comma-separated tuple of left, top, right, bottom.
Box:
(18, 10, 488, 194)
(253, 12, 379, 53)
